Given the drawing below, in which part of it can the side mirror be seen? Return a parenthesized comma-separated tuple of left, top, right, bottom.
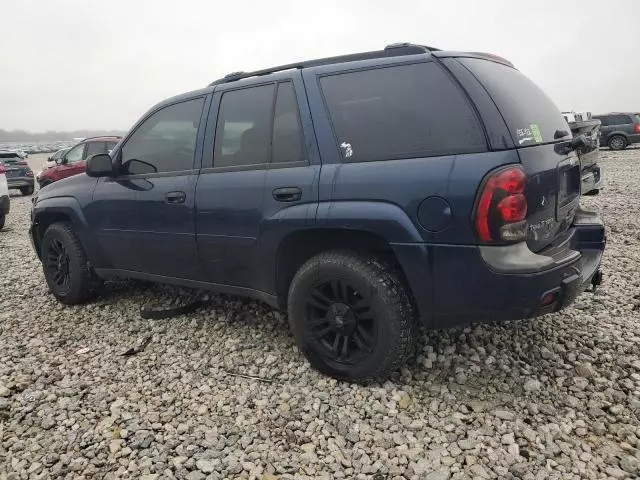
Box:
(86, 154, 115, 177)
(55, 157, 63, 165)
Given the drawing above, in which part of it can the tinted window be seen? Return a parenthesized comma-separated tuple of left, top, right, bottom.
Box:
(272, 82, 305, 164)
(121, 97, 204, 174)
(214, 84, 275, 168)
(85, 141, 112, 157)
(459, 58, 568, 145)
(320, 62, 486, 162)
(610, 114, 632, 125)
(0, 153, 21, 164)
(594, 116, 608, 126)
(65, 144, 85, 163)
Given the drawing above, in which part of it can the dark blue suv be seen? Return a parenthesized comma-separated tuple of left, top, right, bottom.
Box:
(30, 44, 605, 380)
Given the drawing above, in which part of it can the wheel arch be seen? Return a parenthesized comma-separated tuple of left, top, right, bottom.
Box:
(32, 198, 89, 260)
(274, 228, 428, 323)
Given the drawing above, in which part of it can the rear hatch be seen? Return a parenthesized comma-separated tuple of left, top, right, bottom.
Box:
(457, 58, 581, 252)
(0, 154, 29, 178)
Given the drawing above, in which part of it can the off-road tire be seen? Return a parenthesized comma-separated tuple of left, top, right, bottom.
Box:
(41, 222, 102, 305)
(287, 250, 416, 381)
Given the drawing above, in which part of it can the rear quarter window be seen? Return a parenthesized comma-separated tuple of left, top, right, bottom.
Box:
(319, 62, 487, 162)
(458, 58, 569, 146)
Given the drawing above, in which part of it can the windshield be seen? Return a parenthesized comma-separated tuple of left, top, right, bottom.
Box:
(459, 58, 571, 146)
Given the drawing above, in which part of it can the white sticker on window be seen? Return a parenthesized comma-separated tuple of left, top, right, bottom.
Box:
(340, 142, 353, 158)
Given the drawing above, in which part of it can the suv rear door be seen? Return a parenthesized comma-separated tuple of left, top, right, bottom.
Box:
(196, 72, 319, 293)
(452, 57, 581, 252)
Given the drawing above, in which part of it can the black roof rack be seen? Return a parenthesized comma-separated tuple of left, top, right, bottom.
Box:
(209, 43, 439, 86)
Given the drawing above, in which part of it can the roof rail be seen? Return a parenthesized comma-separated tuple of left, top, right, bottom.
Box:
(77, 135, 122, 142)
(209, 43, 438, 86)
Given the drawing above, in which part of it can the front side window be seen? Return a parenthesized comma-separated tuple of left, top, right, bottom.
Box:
(320, 62, 486, 162)
(121, 97, 205, 174)
(65, 144, 85, 163)
(214, 84, 275, 168)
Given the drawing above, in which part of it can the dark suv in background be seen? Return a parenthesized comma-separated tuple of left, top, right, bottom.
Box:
(37, 136, 120, 188)
(593, 112, 640, 150)
(0, 151, 35, 195)
(30, 44, 605, 380)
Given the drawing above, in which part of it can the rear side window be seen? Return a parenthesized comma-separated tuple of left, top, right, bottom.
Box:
(85, 141, 113, 157)
(320, 62, 486, 162)
(214, 84, 275, 168)
(459, 58, 568, 146)
(272, 82, 305, 164)
(609, 114, 632, 125)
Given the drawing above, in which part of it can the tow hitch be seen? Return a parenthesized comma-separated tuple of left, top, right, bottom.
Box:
(586, 269, 603, 293)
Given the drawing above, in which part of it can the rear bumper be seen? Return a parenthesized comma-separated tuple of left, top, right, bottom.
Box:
(7, 177, 34, 188)
(628, 133, 640, 145)
(0, 194, 9, 215)
(392, 206, 605, 329)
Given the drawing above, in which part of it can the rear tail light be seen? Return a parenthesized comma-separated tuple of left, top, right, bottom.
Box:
(474, 165, 528, 243)
(0, 165, 6, 174)
(634, 124, 640, 134)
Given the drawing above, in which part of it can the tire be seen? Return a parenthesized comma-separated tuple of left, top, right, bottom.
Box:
(41, 222, 102, 305)
(608, 135, 627, 150)
(287, 250, 415, 381)
(20, 185, 34, 196)
(0, 214, 5, 230)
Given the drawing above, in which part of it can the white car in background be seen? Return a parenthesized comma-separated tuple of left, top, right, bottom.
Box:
(0, 162, 9, 229)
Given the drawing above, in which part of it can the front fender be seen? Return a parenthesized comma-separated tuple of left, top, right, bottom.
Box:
(34, 196, 88, 229)
(31, 196, 97, 263)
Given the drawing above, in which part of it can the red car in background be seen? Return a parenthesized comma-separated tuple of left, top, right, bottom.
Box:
(37, 136, 121, 188)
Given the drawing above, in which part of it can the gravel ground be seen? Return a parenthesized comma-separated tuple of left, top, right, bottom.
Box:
(1, 148, 639, 480)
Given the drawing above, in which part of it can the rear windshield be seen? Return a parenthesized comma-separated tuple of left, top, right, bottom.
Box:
(0, 154, 21, 164)
(459, 58, 569, 146)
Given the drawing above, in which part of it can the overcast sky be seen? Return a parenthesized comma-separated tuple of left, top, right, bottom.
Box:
(1, 0, 638, 132)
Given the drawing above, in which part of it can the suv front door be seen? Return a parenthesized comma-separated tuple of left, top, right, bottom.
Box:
(87, 96, 208, 280)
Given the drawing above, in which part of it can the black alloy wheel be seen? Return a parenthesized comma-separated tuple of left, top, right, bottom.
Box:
(45, 238, 71, 292)
(305, 278, 377, 365)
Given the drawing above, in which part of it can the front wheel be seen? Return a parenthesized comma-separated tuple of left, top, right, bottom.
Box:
(41, 222, 102, 304)
(20, 185, 34, 196)
(608, 135, 627, 150)
(287, 251, 415, 381)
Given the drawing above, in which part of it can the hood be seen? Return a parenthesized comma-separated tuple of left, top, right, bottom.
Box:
(36, 173, 98, 202)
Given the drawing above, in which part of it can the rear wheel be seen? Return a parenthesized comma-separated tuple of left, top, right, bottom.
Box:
(20, 185, 34, 196)
(608, 135, 627, 150)
(287, 250, 415, 381)
(41, 222, 102, 304)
